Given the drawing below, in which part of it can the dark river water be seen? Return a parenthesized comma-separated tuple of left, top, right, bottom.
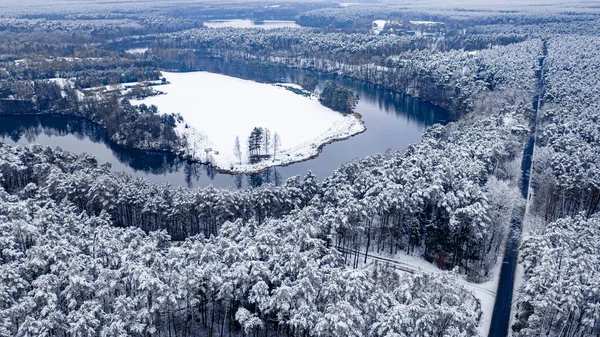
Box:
(0, 74, 451, 188)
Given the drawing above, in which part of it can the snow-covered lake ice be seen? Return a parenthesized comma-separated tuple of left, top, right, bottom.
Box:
(136, 71, 365, 173)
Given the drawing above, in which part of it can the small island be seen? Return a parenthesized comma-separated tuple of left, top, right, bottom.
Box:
(319, 80, 359, 114)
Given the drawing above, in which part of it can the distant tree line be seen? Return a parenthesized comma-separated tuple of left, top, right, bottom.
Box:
(146, 27, 538, 114)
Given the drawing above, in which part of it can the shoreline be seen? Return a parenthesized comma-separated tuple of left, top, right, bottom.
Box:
(1, 61, 453, 178)
(207, 112, 366, 175)
(0, 110, 366, 176)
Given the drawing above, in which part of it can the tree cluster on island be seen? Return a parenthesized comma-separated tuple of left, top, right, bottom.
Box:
(245, 127, 281, 164)
(318, 81, 358, 114)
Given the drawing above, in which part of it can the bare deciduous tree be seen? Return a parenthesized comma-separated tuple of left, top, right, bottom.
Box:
(263, 128, 271, 158)
(233, 135, 242, 164)
(273, 132, 281, 161)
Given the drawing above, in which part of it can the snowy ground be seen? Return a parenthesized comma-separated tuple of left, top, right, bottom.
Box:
(125, 47, 149, 55)
(203, 19, 301, 29)
(372, 20, 387, 35)
(135, 71, 365, 173)
(356, 249, 500, 336)
(410, 20, 445, 25)
(472, 261, 502, 336)
(48, 78, 163, 100)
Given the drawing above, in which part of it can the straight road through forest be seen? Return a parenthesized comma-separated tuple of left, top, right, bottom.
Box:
(487, 41, 547, 337)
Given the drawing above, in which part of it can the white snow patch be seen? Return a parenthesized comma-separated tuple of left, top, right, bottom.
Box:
(339, 2, 360, 7)
(410, 20, 445, 25)
(135, 71, 364, 173)
(48, 77, 72, 89)
(204, 19, 300, 29)
(125, 47, 149, 55)
(471, 262, 501, 337)
(372, 20, 387, 35)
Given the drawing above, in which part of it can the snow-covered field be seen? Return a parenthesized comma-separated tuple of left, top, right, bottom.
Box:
(372, 20, 387, 35)
(135, 71, 365, 173)
(410, 20, 445, 25)
(125, 47, 149, 54)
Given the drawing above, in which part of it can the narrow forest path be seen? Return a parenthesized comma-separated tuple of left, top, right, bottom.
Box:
(339, 247, 497, 297)
(487, 40, 547, 337)
(342, 245, 499, 335)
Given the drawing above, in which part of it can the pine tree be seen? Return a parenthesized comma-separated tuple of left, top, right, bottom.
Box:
(248, 127, 263, 163)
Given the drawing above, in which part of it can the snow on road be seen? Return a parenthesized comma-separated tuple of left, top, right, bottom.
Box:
(136, 71, 365, 173)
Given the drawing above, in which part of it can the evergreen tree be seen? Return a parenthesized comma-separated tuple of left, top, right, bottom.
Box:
(319, 81, 358, 113)
(248, 127, 263, 163)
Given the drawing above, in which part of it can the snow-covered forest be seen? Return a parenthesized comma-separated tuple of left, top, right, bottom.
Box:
(512, 34, 600, 337)
(0, 147, 481, 336)
(1, 0, 599, 336)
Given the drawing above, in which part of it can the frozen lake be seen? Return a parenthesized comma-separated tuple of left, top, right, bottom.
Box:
(0, 70, 451, 188)
(135, 71, 364, 173)
(204, 20, 301, 29)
